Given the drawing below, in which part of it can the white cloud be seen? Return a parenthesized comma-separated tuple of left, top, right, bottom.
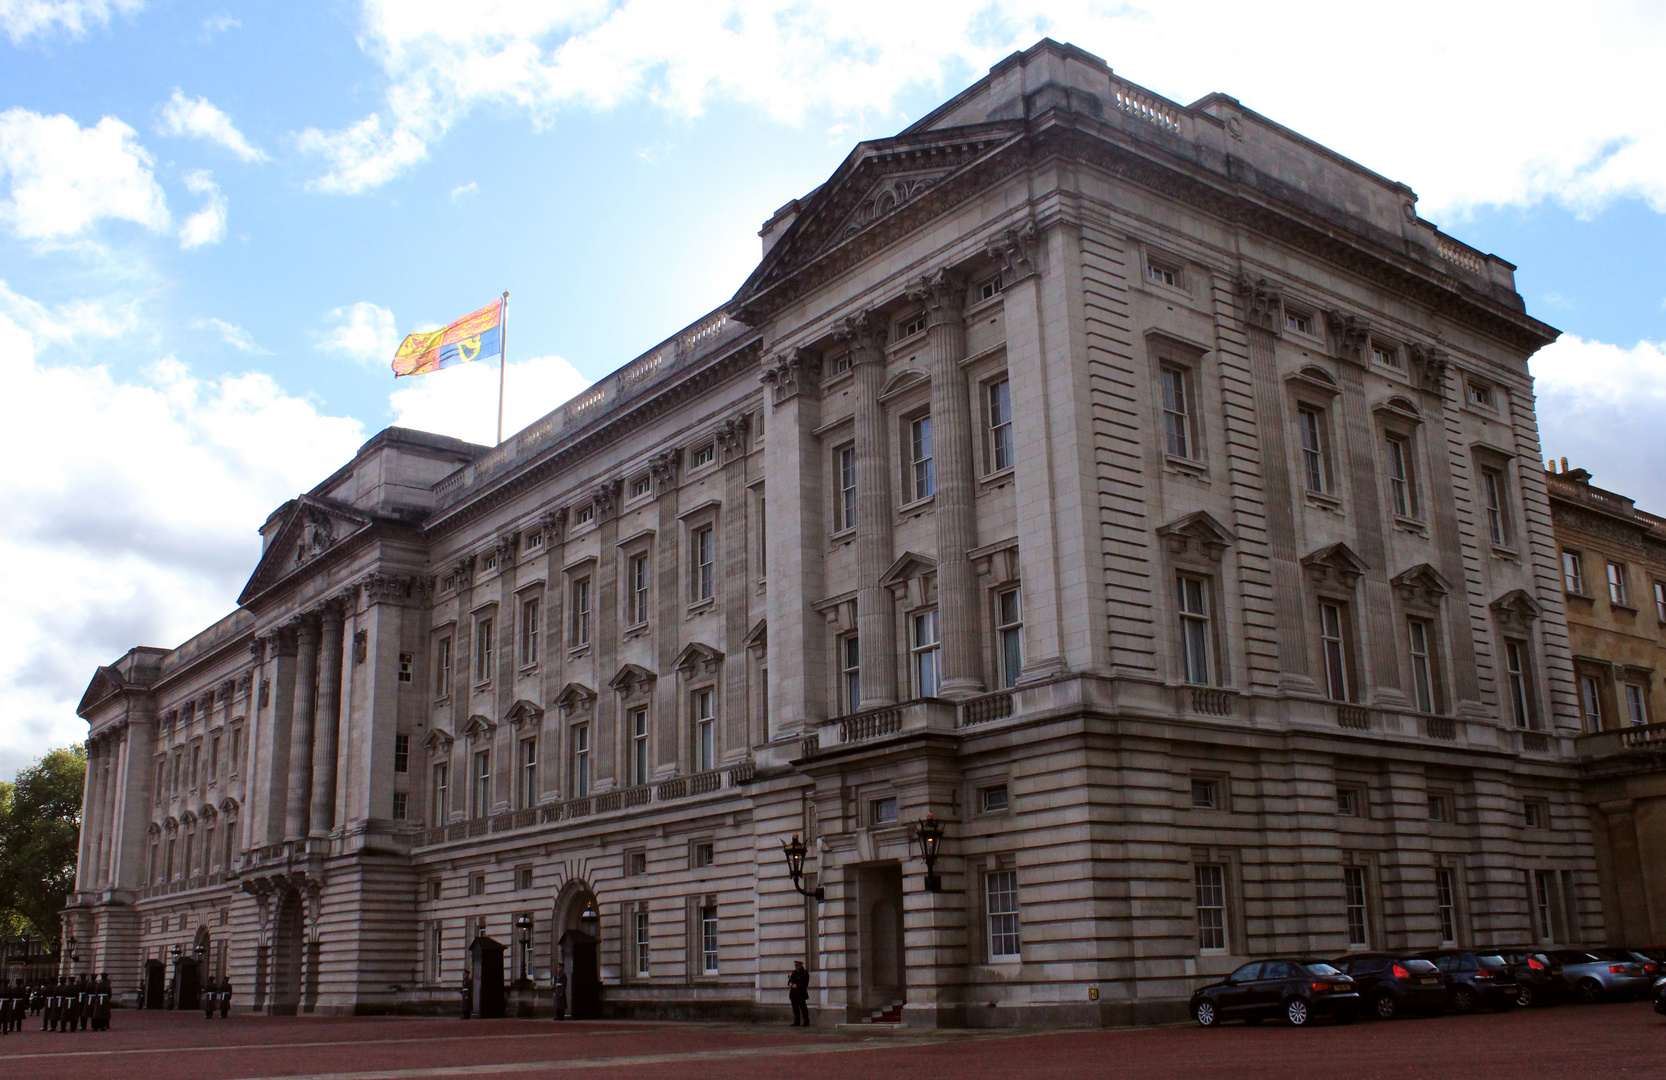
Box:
(0, 295, 364, 776)
(178, 168, 226, 249)
(318, 300, 398, 364)
(449, 180, 477, 202)
(299, 0, 1666, 218)
(1532, 334, 1666, 511)
(390, 352, 589, 446)
(0, 0, 140, 43)
(193, 316, 265, 353)
(0, 108, 169, 240)
(0, 278, 138, 343)
(201, 12, 238, 36)
(157, 89, 268, 163)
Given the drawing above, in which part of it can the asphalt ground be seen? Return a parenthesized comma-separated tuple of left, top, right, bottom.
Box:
(0, 1000, 1661, 1080)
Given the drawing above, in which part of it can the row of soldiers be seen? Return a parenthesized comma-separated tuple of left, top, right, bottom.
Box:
(201, 976, 233, 1018)
(0, 975, 114, 1033)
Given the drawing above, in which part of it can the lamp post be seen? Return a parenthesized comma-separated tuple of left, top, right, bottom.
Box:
(515, 913, 534, 986)
(66, 932, 78, 967)
(578, 904, 599, 940)
(913, 813, 945, 892)
(780, 834, 825, 901)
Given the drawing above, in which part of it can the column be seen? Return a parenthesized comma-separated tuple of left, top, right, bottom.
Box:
(285, 614, 320, 841)
(309, 601, 345, 836)
(74, 738, 101, 891)
(841, 311, 899, 708)
(914, 268, 983, 698)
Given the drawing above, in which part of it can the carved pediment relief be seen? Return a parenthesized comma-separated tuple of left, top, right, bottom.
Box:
(554, 682, 597, 716)
(1391, 563, 1452, 606)
(1302, 542, 1368, 589)
(1156, 511, 1236, 563)
(881, 551, 939, 605)
(239, 494, 374, 605)
(1491, 588, 1543, 630)
(673, 642, 725, 679)
(608, 664, 657, 699)
(826, 169, 954, 253)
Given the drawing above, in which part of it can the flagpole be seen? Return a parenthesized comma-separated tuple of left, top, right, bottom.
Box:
(497, 290, 510, 446)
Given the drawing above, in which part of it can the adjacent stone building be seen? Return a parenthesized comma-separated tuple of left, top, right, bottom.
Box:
(1549, 463, 1666, 943)
(68, 40, 1598, 1026)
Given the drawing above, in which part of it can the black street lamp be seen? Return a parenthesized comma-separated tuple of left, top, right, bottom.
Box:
(66, 932, 78, 965)
(780, 833, 824, 901)
(515, 913, 534, 985)
(913, 813, 946, 892)
(578, 904, 599, 939)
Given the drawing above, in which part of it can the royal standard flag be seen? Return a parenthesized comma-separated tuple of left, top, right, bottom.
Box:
(391, 298, 504, 378)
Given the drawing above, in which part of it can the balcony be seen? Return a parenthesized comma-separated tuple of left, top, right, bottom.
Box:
(1576, 721, 1666, 761)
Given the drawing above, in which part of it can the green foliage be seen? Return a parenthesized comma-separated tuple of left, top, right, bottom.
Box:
(0, 745, 85, 939)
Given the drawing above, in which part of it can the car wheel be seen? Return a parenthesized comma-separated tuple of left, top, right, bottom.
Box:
(1372, 991, 1398, 1020)
(1193, 1000, 1218, 1027)
(1575, 979, 1604, 1005)
(1516, 986, 1535, 1008)
(1451, 986, 1478, 1014)
(1285, 998, 1309, 1026)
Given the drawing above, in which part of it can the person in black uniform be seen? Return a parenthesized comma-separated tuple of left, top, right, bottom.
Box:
(62, 977, 81, 1033)
(219, 975, 232, 1019)
(459, 971, 473, 1020)
(787, 960, 810, 1027)
(553, 962, 568, 1021)
(78, 974, 92, 1030)
(43, 978, 60, 1031)
(94, 973, 112, 1031)
(1, 978, 15, 1034)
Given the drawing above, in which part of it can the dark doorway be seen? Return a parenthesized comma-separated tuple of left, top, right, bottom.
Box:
(269, 888, 302, 1015)
(853, 863, 905, 1013)
(559, 929, 600, 1019)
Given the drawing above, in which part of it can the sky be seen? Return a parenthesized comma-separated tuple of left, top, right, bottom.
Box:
(1, 0, 1663, 775)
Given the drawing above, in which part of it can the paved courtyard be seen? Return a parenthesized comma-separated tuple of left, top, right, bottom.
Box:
(2, 1002, 1661, 1079)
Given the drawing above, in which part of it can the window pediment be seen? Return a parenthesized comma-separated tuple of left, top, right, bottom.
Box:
(673, 642, 725, 678)
(554, 682, 597, 715)
(1491, 589, 1542, 629)
(1302, 542, 1368, 589)
(880, 551, 938, 605)
(461, 714, 496, 742)
(1373, 395, 1423, 424)
(1286, 364, 1341, 398)
(608, 664, 658, 698)
(423, 729, 454, 755)
(878, 369, 929, 401)
(504, 699, 544, 728)
(1391, 563, 1452, 606)
(1156, 511, 1235, 563)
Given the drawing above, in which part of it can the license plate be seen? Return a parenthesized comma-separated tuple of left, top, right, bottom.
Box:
(1551, 968, 1562, 976)
(1419, 978, 1438, 985)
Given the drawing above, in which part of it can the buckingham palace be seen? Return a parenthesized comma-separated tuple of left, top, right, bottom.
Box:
(65, 39, 1598, 1026)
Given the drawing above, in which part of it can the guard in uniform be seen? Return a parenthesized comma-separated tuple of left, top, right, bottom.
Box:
(93, 973, 112, 1031)
(43, 978, 60, 1031)
(62, 977, 81, 1033)
(219, 976, 232, 1019)
(77, 974, 92, 1031)
(1, 978, 16, 1034)
(459, 971, 473, 1020)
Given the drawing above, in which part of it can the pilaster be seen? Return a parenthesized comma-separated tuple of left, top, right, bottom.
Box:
(285, 614, 320, 841)
(761, 351, 825, 736)
(841, 311, 900, 707)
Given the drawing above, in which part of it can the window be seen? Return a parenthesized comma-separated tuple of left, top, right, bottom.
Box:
(191, 745, 200, 789)
(209, 735, 220, 781)
(518, 866, 534, 890)
(691, 443, 716, 468)
(1191, 777, 1220, 809)
(435, 637, 452, 697)
(1524, 800, 1547, 829)
(470, 873, 486, 897)
(987, 870, 1021, 958)
(899, 311, 927, 339)
(1285, 308, 1314, 335)
(693, 841, 715, 868)
(1563, 550, 1585, 593)
(1343, 866, 1370, 947)
(693, 689, 716, 772)
(1504, 641, 1533, 729)
(1533, 871, 1554, 941)
(1177, 576, 1211, 686)
(700, 905, 719, 974)
(835, 446, 857, 531)
(1372, 342, 1401, 368)
(627, 850, 648, 876)
(1408, 619, 1437, 715)
(757, 495, 766, 578)
(399, 652, 414, 683)
(979, 274, 1004, 301)
(692, 526, 715, 601)
(630, 708, 650, 787)
(229, 727, 240, 775)
(392, 792, 408, 820)
(570, 724, 590, 797)
(1579, 675, 1604, 732)
(870, 797, 898, 825)
(830, 352, 853, 375)
(1319, 602, 1350, 702)
(470, 750, 491, 819)
(430, 924, 443, 984)
(839, 634, 861, 713)
(1385, 435, 1418, 518)
(481, 551, 498, 573)
(570, 579, 591, 646)
(474, 619, 494, 683)
(1467, 382, 1494, 408)
(1147, 257, 1180, 288)
(1481, 469, 1509, 546)
(432, 763, 450, 823)
(980, 784, 1009, 813)
(1336, 787, 1361, 817)
(1427, 793, 1449, 822)
(1626, 683, 1649, 726)
(988, 379, 1014, 471)
(1656, 581, 1666, 622)
(908, 415, 935, 501)
(1298, 407, 1329, 493)
(574, 503, 594, 525)
(996, 587, 1023, 689)
(394, 733, 410, 774)
(1195, 864, 1227, 951)
(1435, 869, 1457, 944)
(520, 598, 540, 665)
(912, 609, 941, 697)
(629, 554, 650, 625)
(1160, 366, 1194, 459)
(635, 909, 650, 977)
(524, 530, 543, 552)
(1607, 561, 1629, 605)
(519, 737, 537, 808)
(630, 474, 652, 499)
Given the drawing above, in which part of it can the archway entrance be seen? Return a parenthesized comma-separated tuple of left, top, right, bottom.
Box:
(854, 864, 905, 1013)
(268, 889, 303, 1015)
(551, 882, 601, 1019)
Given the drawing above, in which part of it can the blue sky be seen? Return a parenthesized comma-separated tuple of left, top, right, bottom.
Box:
(1, 0, 1663, 772)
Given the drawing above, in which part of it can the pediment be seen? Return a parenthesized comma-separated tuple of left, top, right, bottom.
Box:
(461, 714, 496, 741)
(880, 551, 938, 588)
(1391, 563, 1451, 603)
(423, 729, 454, 755)
(77, 665, 128, 717)
(1155, 511, 1235, 563)
(880, 369, 930, 398)
(672, 641, 725, 678)
(1301, 542, 1368, 588)
(239, 494, 373, 606)
(504, 699, 544, 727)
(218, 797, 240, 815)
(1491, 588, 1542, 628)
(744, 619, 767, 656)
(554, 682, 597, 713)
(608, 664, 658, 697)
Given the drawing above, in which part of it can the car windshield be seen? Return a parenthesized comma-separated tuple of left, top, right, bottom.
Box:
(1303, 963, 1342, 976)
(1400, 959, 1438, 975)
(1476, 955, 1508, 969)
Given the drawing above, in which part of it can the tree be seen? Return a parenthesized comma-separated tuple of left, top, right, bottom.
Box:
(0, 745, 85, 939)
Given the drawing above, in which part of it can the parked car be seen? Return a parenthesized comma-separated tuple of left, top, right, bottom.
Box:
(1330, 954, 1447, 1019)
(1653, 974, 1666, 1016)
(1609, 948, 1665, 981)
(1498, 950, 1567, 1007)
(1551, 949, 1656, 1003)
(1407, 950, 1518, 1013)
(1191, 959, 1359, 1027)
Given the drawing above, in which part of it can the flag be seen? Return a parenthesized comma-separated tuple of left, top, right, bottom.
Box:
(391, 298, 504, 378)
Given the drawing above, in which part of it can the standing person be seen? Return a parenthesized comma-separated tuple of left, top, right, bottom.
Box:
(1, 978, 15, 1034)
(552, 962, 568, 1022)
(787, 960, 810, 1027)
(459, 970, 473, 1021)
(219, 975, 232, 1019)
(94, 974, 112, 1031)
(203, 976, 217, 1019)
(43, 978, 59, 1031)
(78, 974, 92, 1030)
(62, 978, 81, 1034)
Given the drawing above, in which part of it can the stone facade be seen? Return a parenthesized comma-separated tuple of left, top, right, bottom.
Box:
(68, 40, 1599, 1026)
(1550, 463, 1666, 943)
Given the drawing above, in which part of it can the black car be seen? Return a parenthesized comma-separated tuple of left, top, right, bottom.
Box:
(1498, 950, 1567, 1006)
(1191, 959, 1359, 1027)
(1331, 954, 1447, 1019)
(1408, 949, 1518, 1013)
(1654, 974, 1666, 1016)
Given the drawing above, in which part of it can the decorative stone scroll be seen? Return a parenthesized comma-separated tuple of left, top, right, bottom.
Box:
(986, 221, 1039, 283)
(761, 348, 821, 405)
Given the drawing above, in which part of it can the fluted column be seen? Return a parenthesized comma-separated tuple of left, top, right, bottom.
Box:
(308, 601, 346, 836)
(841, 311, 898, 707)
(284, 614, 320, 841)
(913, 268, 983, 698)
(75, 738, 102, 891)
